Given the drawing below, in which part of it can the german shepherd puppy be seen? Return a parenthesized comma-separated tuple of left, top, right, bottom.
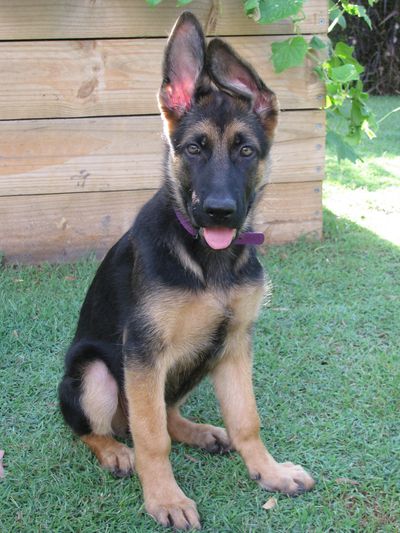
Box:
(59, 12, 314, 530)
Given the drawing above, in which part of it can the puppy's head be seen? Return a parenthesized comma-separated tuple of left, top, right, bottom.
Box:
(158, 12, 279, 250)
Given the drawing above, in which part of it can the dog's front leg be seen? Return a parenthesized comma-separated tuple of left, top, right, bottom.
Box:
(124, 365, 201, 530)
(211, 339, 315, 496)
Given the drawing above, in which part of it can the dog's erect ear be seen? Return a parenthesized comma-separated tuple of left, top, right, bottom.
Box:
(158, 12, 206, 129)
(207, 39, 279, 136)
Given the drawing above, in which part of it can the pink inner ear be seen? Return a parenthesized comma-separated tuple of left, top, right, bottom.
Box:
(165, 77, 195, 113)
(254, 92, 273, 115)
(230, 74, 272, 115)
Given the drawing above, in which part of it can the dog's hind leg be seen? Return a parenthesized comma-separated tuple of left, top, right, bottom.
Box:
(80, 360, 134, 477)
(60, 358, 134, 477)
(167, 406, 233, 454)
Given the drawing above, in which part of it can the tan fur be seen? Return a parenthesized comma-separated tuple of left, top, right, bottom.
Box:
(122, 281, 266, 522)
(263, 93, 279, 138)
(167, 406, 231, 452)
(124, 366, 200, 529)
(166, 154, 187, 214)
(81, 360, 119, 435)
(81, 433, 134, 474)
(179, 119, 219, 148)
(211, 291, 315, 495)
(140, 287, 228, 371)
(171, 237, 205, 283)
(224, 119, 262, 151)
(135, 281, 266, 374)
(177, 118, 262, 156)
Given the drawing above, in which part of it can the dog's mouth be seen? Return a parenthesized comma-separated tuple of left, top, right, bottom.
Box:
(201, 227, 236, 250)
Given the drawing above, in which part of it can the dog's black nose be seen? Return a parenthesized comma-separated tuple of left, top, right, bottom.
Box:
(203, 196, 237, 221)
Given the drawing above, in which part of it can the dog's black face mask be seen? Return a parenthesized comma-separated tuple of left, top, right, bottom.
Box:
(158, 13, 279, 250)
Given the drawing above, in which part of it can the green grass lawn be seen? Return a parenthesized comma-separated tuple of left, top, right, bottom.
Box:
(1, 97, 400, 532)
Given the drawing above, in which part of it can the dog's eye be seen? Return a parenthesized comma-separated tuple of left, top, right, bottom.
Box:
(187, 144, 201, 155)
(240, 146, 254, 157)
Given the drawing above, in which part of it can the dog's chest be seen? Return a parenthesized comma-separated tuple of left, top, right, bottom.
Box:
(149, 285, 262, 353)
(146, 284, 264, 403)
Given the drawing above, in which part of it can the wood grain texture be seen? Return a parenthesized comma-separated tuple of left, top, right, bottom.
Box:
(0, 37, 325, 120)
(0, 0, 328, 40)
(0, 111, 325, 196)
(0, 182, 322, 264)
(264, 219, 322, 245)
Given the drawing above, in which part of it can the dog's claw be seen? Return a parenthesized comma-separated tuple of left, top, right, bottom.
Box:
(201, 428, 233, 455)
(148, 497, 201, 531)
(111, 467, 134, 478)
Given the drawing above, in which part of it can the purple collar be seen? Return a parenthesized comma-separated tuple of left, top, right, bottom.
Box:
(174, 209, 265, 246)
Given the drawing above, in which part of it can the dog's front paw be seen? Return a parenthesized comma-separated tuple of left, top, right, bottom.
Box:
(146, 495, 201, 530)
(250, 460, 315, 496)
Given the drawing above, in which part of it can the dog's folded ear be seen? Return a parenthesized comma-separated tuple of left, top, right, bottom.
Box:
(158, 12, 207, 129)
(206, 39, 279, 136)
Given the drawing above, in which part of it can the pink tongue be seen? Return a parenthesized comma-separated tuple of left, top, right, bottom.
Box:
(203, 227, 236, 250)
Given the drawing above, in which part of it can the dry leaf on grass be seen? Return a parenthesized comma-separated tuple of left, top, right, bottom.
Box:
(335, 477, 360, 486)
(0, 450, 5, 478)
(184, 454, 200, 464)
(262, 497, 277, 510)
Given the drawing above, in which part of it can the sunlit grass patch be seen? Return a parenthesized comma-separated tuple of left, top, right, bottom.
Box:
(326, 96, 400, 192)
(325, 95, 400, 246)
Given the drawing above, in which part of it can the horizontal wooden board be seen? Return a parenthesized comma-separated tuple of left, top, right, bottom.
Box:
(0, 36, 324, 120)
(265, 219, 322, 245)
(0, 111, 325, 195)
(0, 182, 322, 264)
(0, 0, 328, 40)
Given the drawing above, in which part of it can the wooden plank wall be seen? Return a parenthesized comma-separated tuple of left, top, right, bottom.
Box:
(0, 0, 327, 264)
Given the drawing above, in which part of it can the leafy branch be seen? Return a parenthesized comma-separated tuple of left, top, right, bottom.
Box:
(244, 0, 378, 162)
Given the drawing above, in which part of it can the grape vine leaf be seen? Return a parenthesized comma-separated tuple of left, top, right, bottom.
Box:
(244, 0, 303, 24)
(271, 36, 308, 73)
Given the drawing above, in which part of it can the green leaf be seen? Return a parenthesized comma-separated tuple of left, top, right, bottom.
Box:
(243, 0, 259, 16)
(310, 36, 327, 50)
(328, 1, 340, 21)
(341, 3, 372, 29)
(330, 64, 359, 83)
(271, 36, 308, 73)
(327, 130, 360, 162)
(350, 100, 365, 126)
(335, 42, 355, 60)
(176, 0, 193, 5)
(146, 0, 163, 6)
(254, 0, 304, 25)
(356, 6, 372, 29)
(328, 11, 346, 32)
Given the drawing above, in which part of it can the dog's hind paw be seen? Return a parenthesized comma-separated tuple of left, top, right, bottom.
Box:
(201, 427, 233, 454)
(103, 444, 135, 478)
